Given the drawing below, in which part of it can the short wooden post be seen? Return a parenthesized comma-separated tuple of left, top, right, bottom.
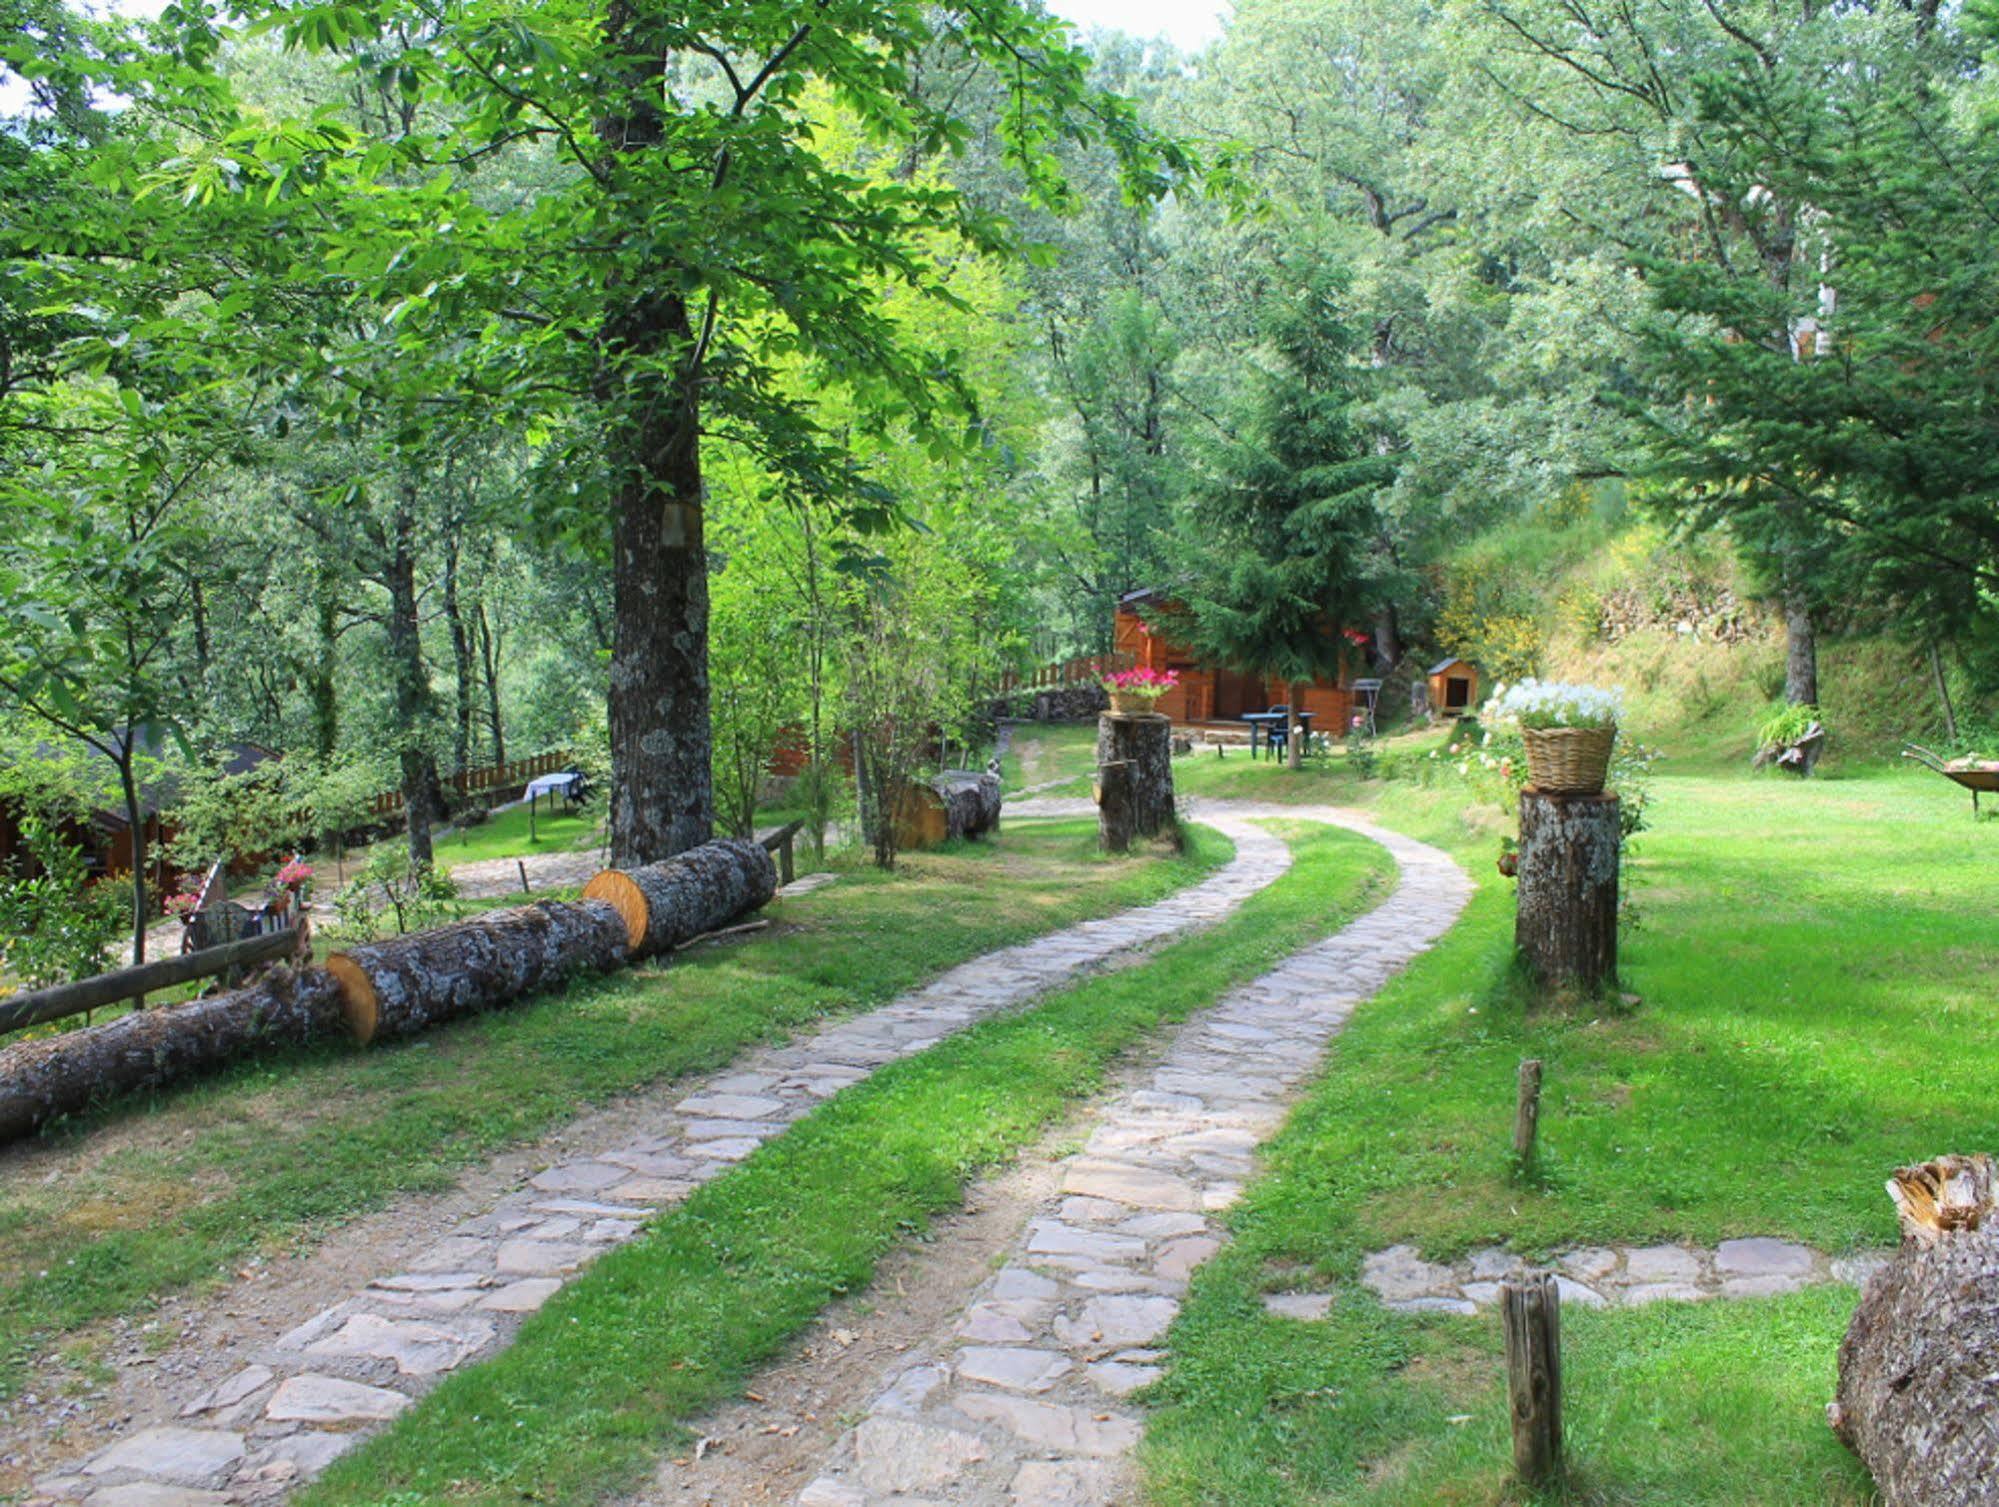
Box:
(778, 831, 795, 886)
(517, 859, 531, 895)
(1501, 1271, 1563, 1486)
(1095, 713, 1177, 853)
(1514, 790, 1619, 992)
(1513, 1058, 1542, 1167)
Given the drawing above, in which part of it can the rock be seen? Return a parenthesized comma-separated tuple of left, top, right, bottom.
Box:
(1721, 1274, 1808, 1299)
(872, 1364, 946, 1418)
(1831, 1252, 1891, 1288)
(1716, 1238, 1814, 1279)
(1622, 1245, 1702, 1284)
(1622, 1282, 1708, 1306)
(1086, 1360, 1161, 1396)
(675, 1093, 787, 1120)
(1468, 1248, 1522, 1281)
(1153, 1236, 1220, 1281)
(83, 1487, 230, 1507)
(179, 1365, 273, 1418)
(797, 1480, 864, 1507)
(990, 1268, 1060, 1302)
(1560, 1247, 1619, 1281)
(246, 1430, 356, 1478)
(305, 1312, 492, 1377)
(265, 1374, 411, 1424)
(1008, 1459, 1119, 1505)
(956, 1394, 1140, 1456)
(954, 1347, 1071, 1394)
(1554, 1276, 1608, 1309)
(82, 1429, 244, 1488)
(1387, 1296, 1478, 1315)
(1061, 1160, 1200, 1211)
(527, 1162, 628, 1194)
(1261, 1292, 1334, 1321)
(1360, 1245, 1456, 1303)
(851, 1417, 987, 1494)
(480, 1278, 562, 1313)
(1053, 1294, 1179, 1349)
(495, 1239, 593, 1277)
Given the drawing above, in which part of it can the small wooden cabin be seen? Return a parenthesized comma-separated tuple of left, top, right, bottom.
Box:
(1427, 657, 1480, 718)
(1113, 591, 1361, 732)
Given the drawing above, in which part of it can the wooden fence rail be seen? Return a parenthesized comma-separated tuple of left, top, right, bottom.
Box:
(759, 819, 805, 886)
(994, 652, 1135, 695)
(0, 927, 305, 1037)
(364, 750, 575, 819)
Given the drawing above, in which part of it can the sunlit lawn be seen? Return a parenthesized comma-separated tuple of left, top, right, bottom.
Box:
(1143, 756, 1993, 1505)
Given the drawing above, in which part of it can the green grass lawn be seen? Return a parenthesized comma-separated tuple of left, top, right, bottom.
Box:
(422, 798, 603, 866)
(0, 819, 1224, 1404)
(1140, 753, 1993, 1505)
(301, 821, 1392, 1507)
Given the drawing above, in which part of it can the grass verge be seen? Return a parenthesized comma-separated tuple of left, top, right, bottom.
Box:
(300, 821, 1392, 1507)
(1141, 753, 1992, 1503)
(0, 819, 1223, 1400)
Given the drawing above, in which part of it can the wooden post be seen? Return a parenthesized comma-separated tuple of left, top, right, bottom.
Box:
(517, 859, 531, 895)
(1513, 1058, 1543, 1167)
(1095, 713, 1176, 853)
(1501, 1271, 1563, 1486)
(1514, 790, 1619, 992)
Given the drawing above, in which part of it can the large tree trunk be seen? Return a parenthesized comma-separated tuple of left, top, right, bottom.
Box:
(387, 494, 440, 868)
(324, 898, 629, 1046)
(1832, 1155, 1999, 1507)
(929, 770, 1001, 840)
(1515, 790, 1620, 994)
(0, 967, 344, 1143)
(477, 602, 506, 766)
(443, 531, 474, 778)
(1095, 712, 1177, 853)
(1783, 583, 1819, 707)
(599, 30, 714, 868)
(581, 837, 777, 961)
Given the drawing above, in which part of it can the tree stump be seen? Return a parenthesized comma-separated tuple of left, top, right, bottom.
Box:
(1832, 1155, 1999, 1507)
(325, 897, 630, 1046)
(894, 771, 1002, 850)
(582, 837, 778, 961)
(1515, 790, 1619, 992)
(1501, 1271, 1563, 1486)
(1095, 712, 1176, 853)
(0, 967, 346, 1143)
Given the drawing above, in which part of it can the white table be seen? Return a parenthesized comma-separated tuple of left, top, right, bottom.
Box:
(524, 771, 580, 838)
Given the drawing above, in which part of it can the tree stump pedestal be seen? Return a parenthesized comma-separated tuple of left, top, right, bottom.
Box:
(1096, 712, 1177, 853)
(1514, 789, 1619, 992)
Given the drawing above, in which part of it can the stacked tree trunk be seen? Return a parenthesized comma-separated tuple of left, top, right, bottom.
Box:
(581, 837, 777, 960)
(1832, 1155, 1999, 1507)
(1096, 712, 1177, 853)
(0, 967, 347, 1142)
(325, 898, 630, 1045)
(1514, 790, 1619, 992)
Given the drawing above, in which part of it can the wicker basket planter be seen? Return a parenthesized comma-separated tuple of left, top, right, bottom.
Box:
(1521, 725, 1616, 794)
(1108, 691, 1165, 716)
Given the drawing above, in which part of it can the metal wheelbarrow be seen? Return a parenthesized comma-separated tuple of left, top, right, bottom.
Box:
(1903, 743, 1999, 816)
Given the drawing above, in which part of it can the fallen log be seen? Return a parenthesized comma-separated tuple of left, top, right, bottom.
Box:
(894, 770, 1002, 850)
(324, 898, 629, 1046)
(0, 967, 344, 1143)
(581, 838, 777, 962)
(0, 927, 306, 1037)
(1831, 1154, 1999, 1506)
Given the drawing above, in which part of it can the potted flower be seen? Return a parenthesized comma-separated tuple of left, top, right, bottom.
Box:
(1491, 679, 1623, 794)
(1102, 666, 1178, 715)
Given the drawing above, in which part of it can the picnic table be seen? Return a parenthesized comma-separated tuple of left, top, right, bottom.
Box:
(524, 770, 582, 839)
(1242, 710, 1316, 760)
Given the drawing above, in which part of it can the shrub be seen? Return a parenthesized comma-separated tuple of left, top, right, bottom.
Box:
(0, 818, 127, 990)
(1757, 702, 1823, 751)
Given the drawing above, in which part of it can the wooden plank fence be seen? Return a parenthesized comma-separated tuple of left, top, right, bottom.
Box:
(994, 652, 1135, 695)
(364, 750, 575, 819)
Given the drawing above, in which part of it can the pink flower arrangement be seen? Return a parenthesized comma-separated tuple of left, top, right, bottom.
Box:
(1350, 713, 1367, 730)
(276, 858, 314, 889)
(1342, 626, 1371, 647)
(1103, 666, 1179, 700)
(164, 890, 202, 919)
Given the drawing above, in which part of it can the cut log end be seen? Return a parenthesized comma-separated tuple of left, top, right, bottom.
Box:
(322, 953, 380, 1047)
(581, 868, 650, 952)
(1887, 1153, 1997, 1247)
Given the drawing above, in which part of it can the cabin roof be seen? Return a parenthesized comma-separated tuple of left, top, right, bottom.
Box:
(1428, 656, 1470, 676)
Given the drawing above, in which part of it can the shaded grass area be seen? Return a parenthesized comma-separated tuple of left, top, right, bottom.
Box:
(1143, 756, 1991, 1504)
(0, 819, 1224, 1399)
(302, 822, 1393, 1507)
(1001, 720, 1102, 792)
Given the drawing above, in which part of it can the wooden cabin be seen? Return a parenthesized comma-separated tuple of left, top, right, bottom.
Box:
(1113, 590, 1362, 733)
(1427, 657, 1480, 718)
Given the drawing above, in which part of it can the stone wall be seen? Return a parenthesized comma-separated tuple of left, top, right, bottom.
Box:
(990, 684, 1108, 723)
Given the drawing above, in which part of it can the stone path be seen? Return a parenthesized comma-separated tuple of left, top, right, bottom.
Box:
(1346, 1236, 1888, 1315)
(31, 810, 1293, 1507)
(794, 805, 1472, 1507)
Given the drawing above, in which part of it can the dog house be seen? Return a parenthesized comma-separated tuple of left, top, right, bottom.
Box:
(1427, 657, 1480, 718)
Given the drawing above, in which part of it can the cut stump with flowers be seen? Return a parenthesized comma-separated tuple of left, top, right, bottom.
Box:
(1102, 665, 1178, 716)
(1491, 679, 1624, 795)
(1095, 710, 1177, 854)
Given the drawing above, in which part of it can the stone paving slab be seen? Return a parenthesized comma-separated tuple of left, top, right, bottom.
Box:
(796, 804, 1474, 1507)
(1347, 1237, 1890, 1314)
(31, 808, 1292, 1507)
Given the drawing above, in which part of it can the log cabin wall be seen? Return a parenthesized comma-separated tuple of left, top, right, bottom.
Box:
(1114, 598, 1354, 728)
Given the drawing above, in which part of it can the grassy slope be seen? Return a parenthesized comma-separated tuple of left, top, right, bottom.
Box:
(1002, 721, 1103, 792)
(1141, 750, 1994, 1505)
(304, 823, 1392, 1507)
(0, 819, 1224, 1399)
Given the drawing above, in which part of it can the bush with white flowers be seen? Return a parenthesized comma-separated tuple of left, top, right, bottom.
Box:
(1487, 678, 1624, 731)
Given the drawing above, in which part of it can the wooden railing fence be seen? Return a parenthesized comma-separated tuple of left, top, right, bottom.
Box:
(994, 652, 1135, 695)
(364, 750, 575, 819)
